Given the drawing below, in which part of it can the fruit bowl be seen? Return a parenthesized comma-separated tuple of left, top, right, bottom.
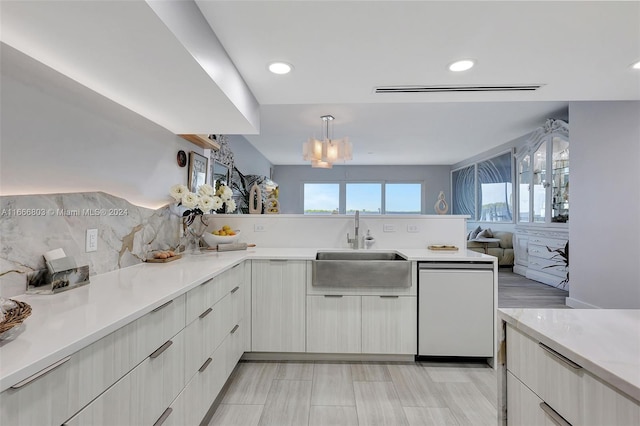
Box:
(202, 230, 241, 246)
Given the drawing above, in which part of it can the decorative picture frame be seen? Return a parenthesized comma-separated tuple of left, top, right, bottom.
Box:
(188, 151, 209, 193)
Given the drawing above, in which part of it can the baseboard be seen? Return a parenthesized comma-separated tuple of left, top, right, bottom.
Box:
(513, 265, 527, 276)
(565, 297, 600, 309)
(242, 352, 415, 362)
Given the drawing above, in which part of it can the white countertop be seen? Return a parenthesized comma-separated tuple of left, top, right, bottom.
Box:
(0, 247, 494, 392)
(498, 308, 640, 402)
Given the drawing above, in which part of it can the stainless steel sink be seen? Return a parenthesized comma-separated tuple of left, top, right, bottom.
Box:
(312, 251, 411, 287)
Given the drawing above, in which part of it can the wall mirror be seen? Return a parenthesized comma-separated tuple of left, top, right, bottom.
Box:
(211, 160, 230, 188)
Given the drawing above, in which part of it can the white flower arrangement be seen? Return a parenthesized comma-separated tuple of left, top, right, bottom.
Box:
(169, 183, 236, 225)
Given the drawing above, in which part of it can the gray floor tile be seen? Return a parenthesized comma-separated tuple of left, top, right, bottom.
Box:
(311, 363, 356, 406)
(258, 379, 312, 426)
(208, 404, 263, 426)
(404, 407, 460, 426)
(309, 406, 359, 426)
(387, 363, 446, 408)
(221, 362, 278, 405)
(351, 362, 392, 382)
(276, 361, 315, 380)
(354, 381, 409, 426)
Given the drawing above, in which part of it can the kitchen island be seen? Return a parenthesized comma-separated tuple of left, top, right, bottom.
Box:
(498, 308, 640, 425)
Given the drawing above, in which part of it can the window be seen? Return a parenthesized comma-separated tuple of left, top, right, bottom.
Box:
(385, 183, 422, 214)
(304, 182, 423, 214)
(452, 151, 513, 222)
(476, 152, 513, 222)
(303, 183, 339, 214)
(346, 183, 381, 214)
(452, 165, 476, 217)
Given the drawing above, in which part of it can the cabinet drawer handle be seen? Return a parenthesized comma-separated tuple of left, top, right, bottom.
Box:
(10, 356, 72, 389)
(199, 357, 213, 373)
(269, 259, 288, 262)
(380, 295, 399, 298)
(538, 342, 582, 370)
(152, 300, 173, 313)
(230, 324, 240, 334)
(153, 407, 173, 426)
(200, 278, 213, 286)
(539, 402, 572, 426)
(199, 307, 213, 319)
(232, 263, 241, 269)
(150, 340, 173, 358)
(324, 295, 343, 298)
(231, 286, 240, 294)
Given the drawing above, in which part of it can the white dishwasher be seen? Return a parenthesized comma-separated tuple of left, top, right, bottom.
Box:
(418, 261, 494, 357)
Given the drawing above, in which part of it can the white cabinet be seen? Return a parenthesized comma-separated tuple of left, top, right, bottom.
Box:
(0, 294, 186, 426)
(515, 226, 569, 287)
(514, 118, 569, 286)
(307, 295, 361, 353)
(362, 296, 417, 355)
(418, 267, 493, 357)
(64, 330, 186, 426)
(503, 323, 640, 426)
(251, 259, 306, 352)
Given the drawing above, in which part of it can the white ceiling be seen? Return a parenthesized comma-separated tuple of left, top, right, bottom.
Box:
(1, 1, 639, 166)
(196, 0, 640, 165)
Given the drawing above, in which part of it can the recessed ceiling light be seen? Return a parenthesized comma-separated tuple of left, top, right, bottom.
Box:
(449, 59, 475, 72)
(268, 62, 293, 75)
(632, 60, 640, 70)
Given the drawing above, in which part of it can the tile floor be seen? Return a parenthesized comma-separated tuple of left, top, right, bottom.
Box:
(208, 270, 568, 425)
(209, 360, 496, 426)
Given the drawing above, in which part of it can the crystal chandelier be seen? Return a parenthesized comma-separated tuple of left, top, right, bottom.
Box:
(302, 115, 352, 169)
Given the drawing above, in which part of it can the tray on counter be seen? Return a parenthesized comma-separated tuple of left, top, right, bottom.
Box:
(427, 245, 459, 251)
(146, 254, 182, 263)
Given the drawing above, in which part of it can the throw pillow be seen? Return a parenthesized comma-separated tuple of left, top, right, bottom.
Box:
(477, 228, 494, 238)
(469, 226, 482, 240)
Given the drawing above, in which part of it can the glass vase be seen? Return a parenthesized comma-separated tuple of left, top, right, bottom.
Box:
(184, 215, 209, 255)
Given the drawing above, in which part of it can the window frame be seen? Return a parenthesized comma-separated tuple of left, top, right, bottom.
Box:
(302, 180, 424, 215)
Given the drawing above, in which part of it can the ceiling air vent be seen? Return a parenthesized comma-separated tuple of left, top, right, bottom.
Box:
(374, 84, 543, 93)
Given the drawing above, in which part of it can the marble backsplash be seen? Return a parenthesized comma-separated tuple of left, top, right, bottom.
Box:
(0, 192, 181, 297)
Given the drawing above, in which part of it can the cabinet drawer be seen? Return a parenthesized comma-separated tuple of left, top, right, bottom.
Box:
(527, 256, 568, 277)
(362, 296, 416, 355)
(527, 244, 561, 261)
(64, 331, 186, 426)
(507, 371, 546, 425)
(0, 355, 72, 426)
(307, 295, 361, 353)
(582, 372, 640, 426)
(506, 325, 582, 425)
(528, 237, 566, 249)
(168, 337, 229, 426)
(184, 293, 231, 381)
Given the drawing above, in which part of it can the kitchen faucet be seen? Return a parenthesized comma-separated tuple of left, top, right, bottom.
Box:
(347, 210, 360, 249)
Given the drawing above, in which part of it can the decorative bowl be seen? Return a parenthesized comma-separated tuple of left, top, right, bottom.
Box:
(202, 230, 241, 246)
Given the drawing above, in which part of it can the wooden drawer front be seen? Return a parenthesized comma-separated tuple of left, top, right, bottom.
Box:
(362, 296, 417, 355)
(0, 356, 72, 426)
(226, 320, 245, 376)
(307, 295, 361, 353)
(184, 294, 231, 381)
(64, 331, 186, 426)
(138, 294, 186, 358)
(507, 371, 547, 425)
(168, 337, 229, 426)
(582, 372, 640, 426)
(506, 325, 582, 425)
(230, 279, 244, 326)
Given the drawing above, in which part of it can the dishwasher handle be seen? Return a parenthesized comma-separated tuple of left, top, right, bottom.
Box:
(418, 261, 493, 270)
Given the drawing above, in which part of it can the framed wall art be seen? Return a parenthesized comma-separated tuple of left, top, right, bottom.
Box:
(188, 151, 208, 193)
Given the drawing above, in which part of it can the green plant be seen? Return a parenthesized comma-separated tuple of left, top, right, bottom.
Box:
(544, 241, 569, 288)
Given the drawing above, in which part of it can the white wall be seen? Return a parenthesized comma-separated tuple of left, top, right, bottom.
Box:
(203, 214, 468, 250)
(272, 164, 451, 214)
(227, 135, 273, 177)
(568, 101, 640, 308)
(0, 44, 197, 209)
